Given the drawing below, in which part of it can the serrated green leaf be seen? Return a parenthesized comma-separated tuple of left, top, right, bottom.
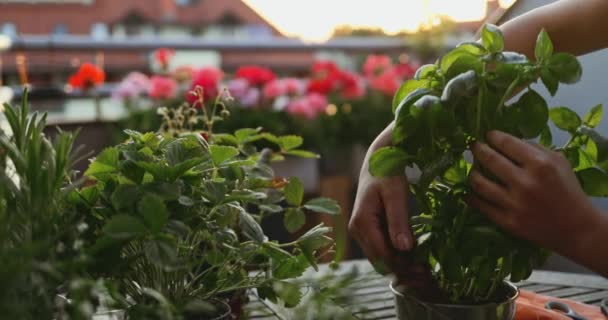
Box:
(209, 145, 239, 166)
(549, 107, 581, 133)
(278, 135, 303, 151)
(273, 281, 303, 308)
(85, 147, 119, 179)
(139, 194, 169, 233)
(583, 104, 603, 128)
(369, 147, 409, 177)
(103, 214, 148, 239)
(303, 198, 341, 215)
(235, 128, 262, 143)
(284, 177, 304, 206)
(144, 237, 177, 267)
(111, 184, 139, 210)
(284, 208, 306, 233)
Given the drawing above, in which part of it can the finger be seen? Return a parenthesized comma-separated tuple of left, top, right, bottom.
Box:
(486, 130, 544, 164)
(472, 142, 522, 186)
(349, 192, 394, 273)
(469, 169, 510, 207)
(380, 176, 412, 251)
(466, 195, 510, 228)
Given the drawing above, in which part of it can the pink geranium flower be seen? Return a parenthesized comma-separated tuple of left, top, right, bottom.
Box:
(370, 68, 401, 96)
(148, 75, 177, 100)
(286, 93, 328, 119)
(339, 71, 366, 100)
(263, 79, 285, 99)
(112, 72, 150, 100)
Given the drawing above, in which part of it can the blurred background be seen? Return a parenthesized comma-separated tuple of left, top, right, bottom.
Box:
(1, 0, 605, 274)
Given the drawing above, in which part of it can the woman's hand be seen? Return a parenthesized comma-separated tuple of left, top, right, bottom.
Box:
(349, 123, 439, 287)
(468, 130, 608, 275)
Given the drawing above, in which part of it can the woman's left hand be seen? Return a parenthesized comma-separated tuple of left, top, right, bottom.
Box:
(467, 130, 604, 259)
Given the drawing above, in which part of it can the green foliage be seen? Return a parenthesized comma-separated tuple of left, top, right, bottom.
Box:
(369, 25, 604, 303)
(0, 91, 102, 319)
(77, 96, 340, 318)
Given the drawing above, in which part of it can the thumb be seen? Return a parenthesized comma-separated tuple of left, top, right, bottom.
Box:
(381, 176, 412, 251)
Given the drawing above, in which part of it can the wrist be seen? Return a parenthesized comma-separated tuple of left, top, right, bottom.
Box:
(565, 206, 608, 275)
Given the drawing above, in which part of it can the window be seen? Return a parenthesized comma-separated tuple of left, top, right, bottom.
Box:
(90, 23, 109, 40)
(1, 23, 17, 37)
(53, 24, 69, 36)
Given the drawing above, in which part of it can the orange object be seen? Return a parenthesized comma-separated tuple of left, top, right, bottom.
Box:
(516, 290, 606, 320)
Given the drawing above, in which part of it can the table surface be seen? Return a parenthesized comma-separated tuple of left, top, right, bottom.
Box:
(244, 259, 608, 320)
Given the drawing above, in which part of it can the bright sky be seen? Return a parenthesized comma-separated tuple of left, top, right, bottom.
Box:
(244, 0, 516, 41)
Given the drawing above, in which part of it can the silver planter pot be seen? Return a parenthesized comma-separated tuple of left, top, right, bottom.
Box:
(390, 281, 519, 320)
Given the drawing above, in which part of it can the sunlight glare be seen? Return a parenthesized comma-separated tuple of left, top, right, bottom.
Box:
(245, 0, 490, 41)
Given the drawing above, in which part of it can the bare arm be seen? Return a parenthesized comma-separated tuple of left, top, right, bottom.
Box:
(500, 0, 608, 57)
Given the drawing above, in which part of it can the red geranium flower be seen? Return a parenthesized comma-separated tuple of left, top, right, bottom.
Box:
(154, 48, 175, 69)
(187, 67, 224, 108)
(307, 60, 341, 95)
(339, 71, 365, 100)
(235, 66, 276, 86)
(68, 63, 105, 90)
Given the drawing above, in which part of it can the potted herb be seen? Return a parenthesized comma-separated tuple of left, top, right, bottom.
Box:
(0, 92, 104, 319)
(369, 25, 608, 319)
(75, 87, 341, 319)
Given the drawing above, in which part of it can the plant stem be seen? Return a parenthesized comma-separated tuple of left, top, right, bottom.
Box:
(476, 64, 487, 140)
(497, 76, 520, 116)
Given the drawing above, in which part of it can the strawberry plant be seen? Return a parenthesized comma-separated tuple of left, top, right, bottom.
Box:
(369, 24, 608, 303)
(75, 87, 341, 318)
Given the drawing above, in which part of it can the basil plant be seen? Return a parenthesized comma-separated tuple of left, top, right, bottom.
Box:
(74, 87, 341, 318)
(369, 24, 608, 303)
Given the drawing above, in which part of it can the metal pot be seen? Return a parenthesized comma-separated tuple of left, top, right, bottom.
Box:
(390, 281, 519, 320)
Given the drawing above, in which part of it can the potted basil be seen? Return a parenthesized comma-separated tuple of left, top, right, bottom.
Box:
(369, 24, 608, 319)
(74, 87, 341, 319)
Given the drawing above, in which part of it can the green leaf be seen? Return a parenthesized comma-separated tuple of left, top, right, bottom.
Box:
(516, 90, 549, 138)
(549, 107, 581, 133)
(85, 147, 119, 179)
(283, 150, 320, 159)
(583, 104, 603, 128)
(419, 153, 455, 191)
(209, 145, 239, 166)
(535, 29, 553, 62)
(393, 80, 430, 112)
(540, 68, 559, 96)
(456, 42, 488, 56)
(369, 147, 409, 177)
(297, 224, 333, 270)
(577, 126, 608, 162)
(440, 70, 477, 102)
(111, 184, 139, 210)
(284, 177, 304, 206)
(278, 135, 303, 151)
(443, 157, 470, 185)
(577, 168, 608, 196)
(103, 214, 148, 239)
(273, 254, 309, 279)
(540, 126, 553, 148)
(239, 208, 265, 243)
(481, 24, 504, 53)
(235, 128, 262, 143)
(303, 198, 341, 215)
(139, 194, 169, 233)
(144, 237, 178, 267)
(259, 204, 283, 214)
(440, 48, 481, 79)
(284, 208, 306, 233)
(273, 281, 303, 308)
(413, 64, 437, 80)
(549, 53, 582, 84)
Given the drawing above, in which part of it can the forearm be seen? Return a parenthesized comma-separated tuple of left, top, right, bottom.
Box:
(500, 0, 608, 58)
(563, 207, 608, 277)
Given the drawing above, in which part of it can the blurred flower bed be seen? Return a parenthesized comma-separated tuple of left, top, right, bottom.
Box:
(109, 49, 417, 159)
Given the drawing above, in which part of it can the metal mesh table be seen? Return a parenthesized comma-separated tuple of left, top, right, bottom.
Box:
(244, 259, 608, 320)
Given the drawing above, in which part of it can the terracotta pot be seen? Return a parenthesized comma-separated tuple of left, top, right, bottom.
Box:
(391, 281, 519, 320)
